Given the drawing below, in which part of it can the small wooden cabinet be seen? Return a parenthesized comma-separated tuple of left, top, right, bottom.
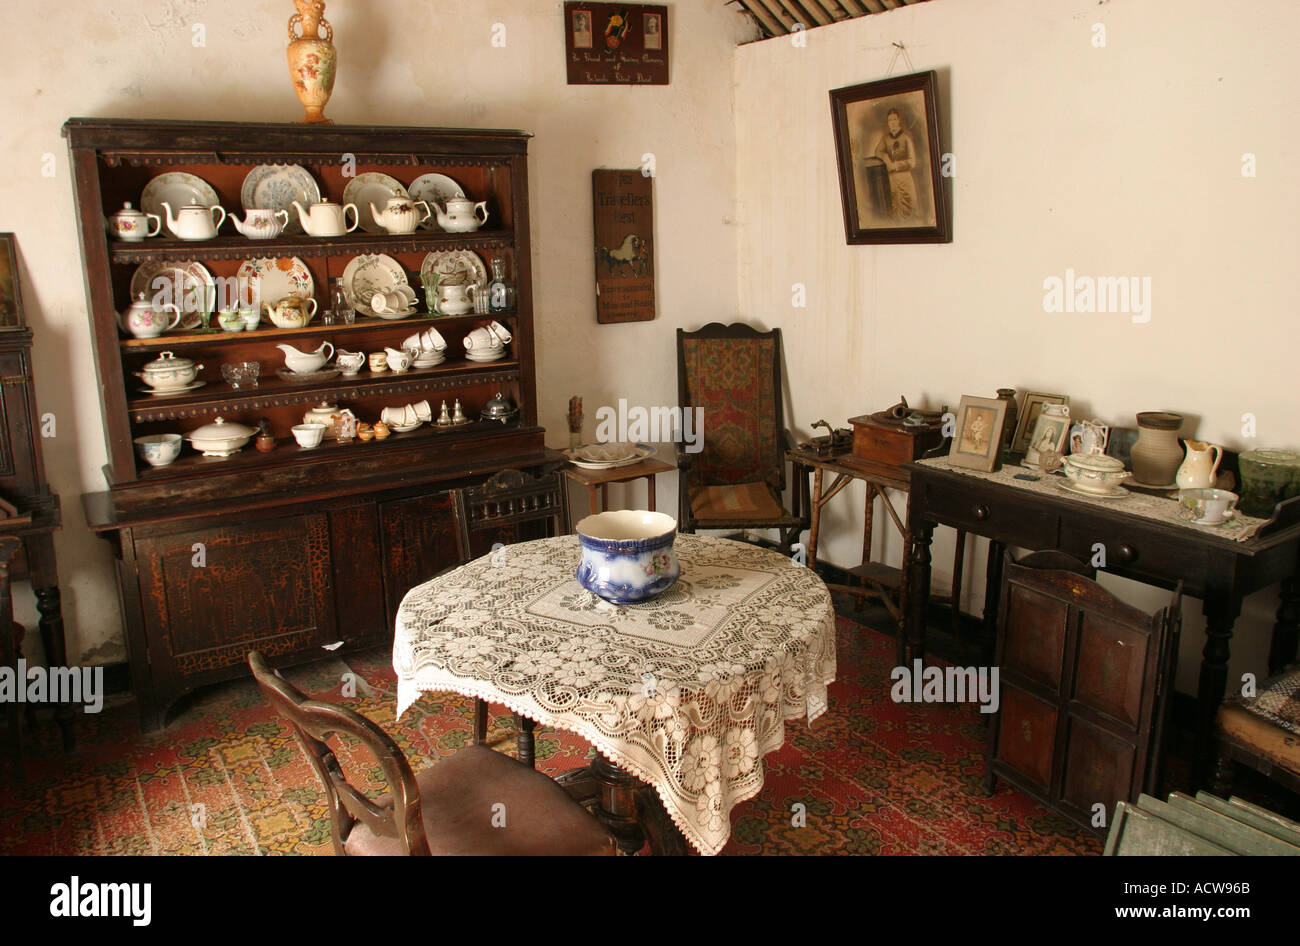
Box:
(64, 119, 549, 728)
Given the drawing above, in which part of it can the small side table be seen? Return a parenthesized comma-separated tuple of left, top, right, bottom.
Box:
(562, 457, 676, 518)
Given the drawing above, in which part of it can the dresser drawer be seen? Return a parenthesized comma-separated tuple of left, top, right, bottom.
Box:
(1058, 520, 1207, 589)
(922, 479, 1058, 548)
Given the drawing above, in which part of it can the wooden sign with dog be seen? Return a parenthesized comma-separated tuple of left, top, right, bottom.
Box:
(592, 169, 655, 324)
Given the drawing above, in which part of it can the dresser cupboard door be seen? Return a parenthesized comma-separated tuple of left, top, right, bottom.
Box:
(995, 685, 1059, 792)
(1059, 715, 1139, 820)
(1071, 611, 1151, 730)
(135, 512, 336, 701)
(1001, 582, 1068, 690)
(379, 491, 459, 627)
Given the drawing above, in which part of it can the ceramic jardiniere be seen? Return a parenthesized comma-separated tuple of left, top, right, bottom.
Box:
(574, 510, 680, 604)
(287, 0, 337, 125)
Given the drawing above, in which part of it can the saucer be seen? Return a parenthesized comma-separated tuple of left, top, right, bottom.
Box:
(1057, 480, 1130, 500)
(276, 367, 341, 383)
(372, 307, 418, 321)
(139, 381, 206, 396)
(389, 421, 422, 433)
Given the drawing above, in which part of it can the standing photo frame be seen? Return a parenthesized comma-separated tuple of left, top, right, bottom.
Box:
(949, 396, 1008, 473)
(1011, 392, 1070, 456)
(829, 71, 949, 245)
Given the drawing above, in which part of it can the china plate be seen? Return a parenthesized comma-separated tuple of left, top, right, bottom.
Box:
(371, 306, 419, 321)
(407, 173, 465, 230)
(276, 366, 341, 384)
(341, 254, 410, 316)
(139, 381, 206, 396)
(1056, 479, 1130, 500)
(140, 172, 221, 226)
(413, 354, 446, 367)
(389, 421, 422, 433)
(564, 443, 655, 470)
(575, 442, 640, 463)
(130, 260, 216, 330)
(342, 172, 409, 233)
(236, 257, 314, 307)
(240, 164, 321, 234)
(420, 249, 487, 288)
(465, 351, 506, 362)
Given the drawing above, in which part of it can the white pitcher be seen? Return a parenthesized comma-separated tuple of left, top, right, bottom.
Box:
(1175, 440, 1223, 490)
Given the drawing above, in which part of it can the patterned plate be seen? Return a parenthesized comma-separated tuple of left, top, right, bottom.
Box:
(130, 260, 216, 330)
(341, 254, 410, 317)
(140, 172, 221, 228)
(564, 443, 655, 470)
(240, 165, 321, 235)
(420, 249, 487, 288)
(408, 173, 465, 230)
(236, 257, 314, 309)
(341, 172, 408, 233)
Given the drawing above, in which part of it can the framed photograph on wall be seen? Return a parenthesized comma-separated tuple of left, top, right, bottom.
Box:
(829, 70, 949, 244)
(949, 396, 1008, 473)
(0, 234, 26, 330)
(1010, 392, 1070, 455)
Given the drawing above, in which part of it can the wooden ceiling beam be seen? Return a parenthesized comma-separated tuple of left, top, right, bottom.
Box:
(789, 0, 834, 26)
(737, 0, 786, 36)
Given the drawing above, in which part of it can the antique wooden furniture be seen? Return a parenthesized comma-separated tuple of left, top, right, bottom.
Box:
(985, 553, 1181, 835)
(64, 119, 547, 729)
(904, 457, 1300, 785)
(1211, 666, 1300, 800)
(562, 455, 676, 518)
(1105, 792, 1300, 855)
(0, 239, 71, 749)
(248, 651, 615, 856)
(676, 323, 808, 553)
(0, 534, 26, 778)
(451, 468, 569, 760)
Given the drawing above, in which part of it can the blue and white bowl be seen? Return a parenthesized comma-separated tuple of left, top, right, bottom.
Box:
(133, 433, 183, 468)
(575, 510, 680, 604)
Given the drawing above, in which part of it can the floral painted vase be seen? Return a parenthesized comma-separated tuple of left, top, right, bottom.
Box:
(287, 0, 336, 125)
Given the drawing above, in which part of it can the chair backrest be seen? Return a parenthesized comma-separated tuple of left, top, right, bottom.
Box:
(247, 650, 430, 856)
(676, 322, 786, 489)
(453, 468, 569, 561)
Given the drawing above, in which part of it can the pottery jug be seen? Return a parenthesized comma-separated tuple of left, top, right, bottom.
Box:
(1176, 440, 1224, 491)
(292, 199, 359, 237)
(287, 0, 337, 125)
(161, 200, 226, 241)
(1130, 412, 1184, 487)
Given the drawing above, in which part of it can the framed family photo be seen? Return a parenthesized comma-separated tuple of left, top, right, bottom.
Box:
(1010, 392, 1070, 456)
(0, 234, 26, 330)
(829, 71, 949, 244)
(948, 396, 1008, 472)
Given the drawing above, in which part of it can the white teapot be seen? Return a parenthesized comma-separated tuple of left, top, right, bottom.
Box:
(119, 292, 181, 339)
(369, 196, 431, 235)
(161, 199, 227, 241)
(433, 197, 489, 233)
(230, 208, 290, 240)
(292, 199, 359, 237)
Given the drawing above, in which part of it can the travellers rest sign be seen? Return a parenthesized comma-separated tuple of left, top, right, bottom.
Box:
(592, 169, 655, 324)
(564, 3, 669, 85)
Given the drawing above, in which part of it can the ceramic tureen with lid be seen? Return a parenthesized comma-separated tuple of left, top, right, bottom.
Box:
(185, 417, 257, 457)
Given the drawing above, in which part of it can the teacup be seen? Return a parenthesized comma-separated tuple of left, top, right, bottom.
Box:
(380, 406, 406, 426)
(217, 309, 244, 332)
(134, 433, 183, 468)
(337, 349, 366, 376)
(424, 327, 447, 351)
(292, 423, 327, 449)
(487, 321, 512, 344)
(1179, 488, 1239, 526)
(385, 348, 411, 373)
(413, 399, 432, 422)
(370, 290, 408, 315)
(238, 307, 260, 331)
(368, 352, 388, 373)
(464, 327, 502, 351)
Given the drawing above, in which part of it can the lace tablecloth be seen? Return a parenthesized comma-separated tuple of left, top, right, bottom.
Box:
(393, 533, 837, 855)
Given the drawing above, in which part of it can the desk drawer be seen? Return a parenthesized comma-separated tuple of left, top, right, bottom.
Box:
(923, 481, 1058, 548)
(1058, 520, 1207, 590)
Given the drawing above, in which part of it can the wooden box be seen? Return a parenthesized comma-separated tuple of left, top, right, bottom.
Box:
(842, 414, 943, 475)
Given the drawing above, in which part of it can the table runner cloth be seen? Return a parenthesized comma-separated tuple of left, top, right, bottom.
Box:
(394, 533, 837, 855)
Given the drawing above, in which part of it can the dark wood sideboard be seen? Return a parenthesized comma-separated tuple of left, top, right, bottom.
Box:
(63, 120, 548, 729)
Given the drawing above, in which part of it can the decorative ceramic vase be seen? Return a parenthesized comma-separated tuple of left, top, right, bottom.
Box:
(996, 388, 1017, 454)
(1130, 412, 1184, 486)
(287, 1, 336, 125)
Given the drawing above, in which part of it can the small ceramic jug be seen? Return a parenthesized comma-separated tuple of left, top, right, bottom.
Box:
(1176, 440, 1224, 491)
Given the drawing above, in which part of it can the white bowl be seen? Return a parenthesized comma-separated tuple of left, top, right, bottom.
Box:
(134, 433, 183, 467)
(292, 423, 326, 449)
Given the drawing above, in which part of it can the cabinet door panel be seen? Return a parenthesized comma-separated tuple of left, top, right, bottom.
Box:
(1072, 613, 1149, 729)
(136, 512, 335, 689)
(329, 502, 387, 643)
(380, 491, 458, 627)
(1002, 583, 1067, 689)
(1060, 716, 1137, 815)
(995, 685, 1058, 791)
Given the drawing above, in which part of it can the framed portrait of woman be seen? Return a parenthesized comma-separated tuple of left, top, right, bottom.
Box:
(829, 71, 950, 244)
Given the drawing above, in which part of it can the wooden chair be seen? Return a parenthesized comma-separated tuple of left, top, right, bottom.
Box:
(986, 551, 1181, 835)
(451, 469, 569, 766)
(1211, 665, 1300, 803)
(248, 651, 615, 856)
(675, 323, 808, 554)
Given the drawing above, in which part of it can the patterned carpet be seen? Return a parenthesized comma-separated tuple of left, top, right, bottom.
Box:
(0, 618, 1100, 855)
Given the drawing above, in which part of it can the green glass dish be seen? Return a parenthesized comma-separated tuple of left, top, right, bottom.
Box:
(1238, 448, 1300, 518)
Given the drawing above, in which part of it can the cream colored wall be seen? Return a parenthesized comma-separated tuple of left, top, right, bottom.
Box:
(736, 0, 1300, 692)
(0, 0, 755, 662)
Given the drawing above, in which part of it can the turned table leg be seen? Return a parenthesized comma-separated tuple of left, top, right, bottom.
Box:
(591, 753, 647, 854)
(512, 713, 536, 768)
(1197, 594, 1242, 788)
(28, 533, 74, 750)
(807, 468, 825, 570)
(903, 521, 934, 666)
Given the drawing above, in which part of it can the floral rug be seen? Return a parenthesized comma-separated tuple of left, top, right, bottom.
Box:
(0, 619, 1100, 855)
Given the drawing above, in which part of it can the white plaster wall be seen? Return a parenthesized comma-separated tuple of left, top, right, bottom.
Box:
(0, 0, 755, 662)
(736, 0, 1300, 693)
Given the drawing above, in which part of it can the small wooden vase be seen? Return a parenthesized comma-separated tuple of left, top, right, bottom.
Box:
(287, 0, 337, 125)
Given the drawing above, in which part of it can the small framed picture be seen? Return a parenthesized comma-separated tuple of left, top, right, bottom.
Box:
(0, 234, 26, 330)
(1011, 392, 1069, 455)
(572, 9, 593, 48)
(644, 13, 662, 49)
(1024, 408, 1070, 468)
(949, 396, 1008, 473)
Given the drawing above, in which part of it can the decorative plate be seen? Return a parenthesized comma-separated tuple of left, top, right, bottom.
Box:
(341, 172, 409, 233)
(372, 307, 418, 321)
(341, 254, 409, 317)
(140, 172, 221, 225)
(236, 257, 314, 309)
(240, 164, 321, 234)
(275, 366, 341, 384)
(139, 381, 206, 396)
(576, 442, 640, 463)
(407, 173, 465, 229)
(1056, 480, 1130, 500)
(420, 249, 487, 288)
(130, 260, 216, 330)
(564, 443, 655, 470)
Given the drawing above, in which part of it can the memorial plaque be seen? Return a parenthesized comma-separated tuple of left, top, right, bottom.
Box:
(592, 169, 655, 324)
(565, 3, 669, 86)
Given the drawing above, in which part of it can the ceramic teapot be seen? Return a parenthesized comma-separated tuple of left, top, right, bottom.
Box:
(161, 199, 227, 241)
(433, 197, 489, 233)
(292, 199, 359, 237)
(1176, 440, 1224, 491)
(368, 196, 431, 235)
(264, 296, 318, 329)
(230, 208, 290, 240)
(106, 202, 162, 242)
(277, 341, 334, 374)
(437, 282, 475, 316)
(119, 292, 181, 339)
(302, 401, 355, 440)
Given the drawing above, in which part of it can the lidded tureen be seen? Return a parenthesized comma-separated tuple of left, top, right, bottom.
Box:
(135, 350, 203, 391)
(185, 417, 257, 457)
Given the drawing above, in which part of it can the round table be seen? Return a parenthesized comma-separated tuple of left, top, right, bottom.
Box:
(393, 533, 837, 855)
